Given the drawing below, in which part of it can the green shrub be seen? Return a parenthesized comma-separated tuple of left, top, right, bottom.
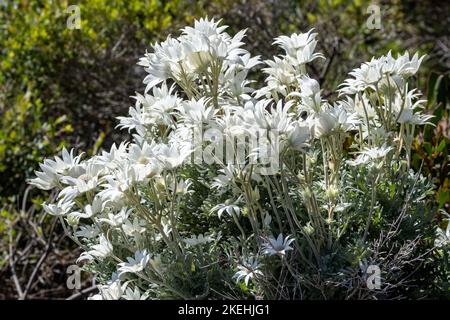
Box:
(413, 74, 450, 212)
(0, 84, 71, 199)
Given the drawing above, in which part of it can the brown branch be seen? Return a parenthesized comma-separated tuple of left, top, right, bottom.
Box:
(66, 285, 98, 300)
(19, 217, 57, 300)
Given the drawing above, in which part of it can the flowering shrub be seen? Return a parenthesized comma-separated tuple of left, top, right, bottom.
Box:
(30, 18, 449, 299)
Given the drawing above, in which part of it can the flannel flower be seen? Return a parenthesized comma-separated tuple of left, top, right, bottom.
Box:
(261, 234, 295, 257)
(28, 17, 441, 300)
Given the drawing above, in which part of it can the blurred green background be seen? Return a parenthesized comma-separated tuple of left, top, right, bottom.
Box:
(0, 0, 448, 299)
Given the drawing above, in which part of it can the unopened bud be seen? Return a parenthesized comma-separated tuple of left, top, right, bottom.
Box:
(326, 185, 339, 201)
(303, 222, 314, 235)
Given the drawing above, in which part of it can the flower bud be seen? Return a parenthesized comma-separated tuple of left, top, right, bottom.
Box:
(67, 214, 79, 227)
(326, 185, 339, 201)
(251, 187, 260, 201)
(303, 222, 315, 235)
(302, 188, 312, 201)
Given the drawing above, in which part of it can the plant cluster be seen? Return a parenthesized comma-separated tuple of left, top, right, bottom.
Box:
(0, 0, 227, 299)
(30, 18, 449, 299)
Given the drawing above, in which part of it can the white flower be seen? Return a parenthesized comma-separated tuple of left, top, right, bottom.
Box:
(289, 75, 323, 113)
(348, 145, 393, 166)
(305, 103, 360, 138)
(211, 199, 241, 218)
(29, 148, 83, 190)
(25, 19, 434, 300)
(94, 142, 128, 170)
(128, 142, 155, 165)
(87, 293, 103, 300)
(182, 17, 228, 40)
(117, 102, 146, 133)
(182, 18, 247, 67)
(274, 29, 324, 66)
(170, 178, 193, 195)
(184, 234, 214, 247)
(139, 17, 250, 93)
(49, 148, 83, 174)
(259, 57, 296, 97)
(361, 145, 393, 159)
(339, 51, 425, 96)
(123, 287, 149, 300)
(148, 254, 164, 274)
(29, 163, 61, 190)
(299, 75, 320, 96)
(122, 218, 146, 237)
(138, 36, 185, 92)
(71, 196, 104, 219)
(233, 257, 263, 286)
(339, 58, 383, 94)
(394, 51, 426, 78)
(42, 199, 74, 216)
(100, 283, 124, 300)
(251, 99, 294, 133)
(223, 54, 261, 99)
(392, 89, 432, 125)
(211, 164, 237, 190)
(310, 112, 337, 138)
(88, 234, 113, 260)
(340, 94, 377, 122)
(54, 160, 106, 202)
(287, 122, 310, 151)
(93, 276, 127, 300)
(177, 97, 217, 125)
(261, 234, 295, 256)
(118, 83, 181, 131)
(266, 100, 294, 133)
(99, 164, 142, 204)
(329, 103, 360, 132)
(118, 249, 150, 275)
(154, 143, 192, 170)
(98, 208, 130, 228)
(353, 59, 382, 85)
(75, 225, 100, 239)
(435, 220, 450, 248)
(127, 142, 161, 178)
